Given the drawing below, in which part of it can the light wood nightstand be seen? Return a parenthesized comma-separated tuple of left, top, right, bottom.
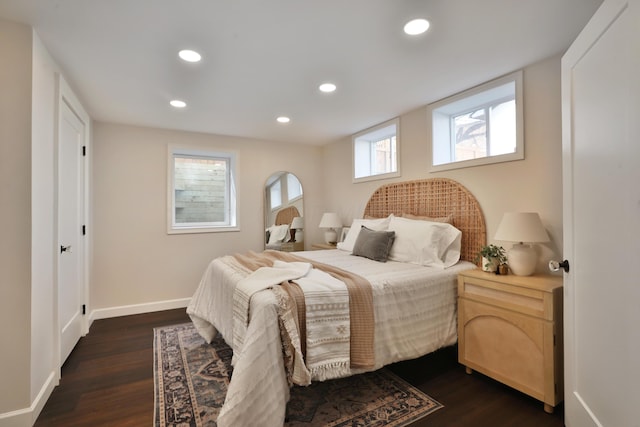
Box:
(457, 269, 563, 413)
(311, 243, 337, 250)
(279, 241, 304, 252)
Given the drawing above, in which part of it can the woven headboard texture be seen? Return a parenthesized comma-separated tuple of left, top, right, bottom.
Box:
(363, 178, 486, 263)
(275, 206, 300, 226)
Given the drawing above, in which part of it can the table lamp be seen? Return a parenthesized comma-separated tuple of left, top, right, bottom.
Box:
(290, 216, 304, 242)
(319, 212, 341, 244)
(494, 212, 549, 276)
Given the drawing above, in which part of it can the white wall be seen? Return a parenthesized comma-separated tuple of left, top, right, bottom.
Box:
(30, 31, 58, 408)
(0, 20, 76, 425)
(0, 19, 32, 418)
(90, 123, 324, 315)
(321, 54, 564, 274)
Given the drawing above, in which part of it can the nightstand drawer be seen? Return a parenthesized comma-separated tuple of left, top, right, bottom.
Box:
(280, 241, 304, 252)
(458, 271, 561, 321)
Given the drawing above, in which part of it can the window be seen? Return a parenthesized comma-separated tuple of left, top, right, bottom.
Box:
(269, 179, 282, 210)
(287, 173, 303, 202)
(353, 118, 400, 183)
(430, 71, 523, 171)
(168, 146, 237, 234)
(266, 172, 302, 212)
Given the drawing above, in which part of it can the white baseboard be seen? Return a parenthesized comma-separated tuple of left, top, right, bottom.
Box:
(88, 298, 191, 327)
(0, 371, 57, 427)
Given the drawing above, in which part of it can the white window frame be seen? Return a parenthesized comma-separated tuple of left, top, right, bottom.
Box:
(269, 179, 282, 211)
(167, 145, 238, 234)
(286, 173, 303, 203)
(352, 118, 401, 183)
(429, 70, 524, 172)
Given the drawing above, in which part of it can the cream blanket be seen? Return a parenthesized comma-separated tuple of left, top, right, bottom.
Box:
(231, 260, 312, 364)
(232, 259, 352, 382)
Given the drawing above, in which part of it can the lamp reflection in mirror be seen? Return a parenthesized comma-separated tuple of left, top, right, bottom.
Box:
(319, 213, 341, 244)
(494, 212, 549, 276)
(290, 216, 304, 242)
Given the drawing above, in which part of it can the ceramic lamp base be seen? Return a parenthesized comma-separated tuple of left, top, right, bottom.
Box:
(507, 243, 537, 276)
(324, 229, 337, 244)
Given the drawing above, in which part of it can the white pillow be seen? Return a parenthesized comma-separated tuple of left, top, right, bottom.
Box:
(267, 224, 290, 245)
(388, 216, 462, 268)
(337, 215, 393, 252)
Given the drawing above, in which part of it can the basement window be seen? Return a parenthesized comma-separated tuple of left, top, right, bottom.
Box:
(353, 118, 400, 183)
(167, 146, 238, 234)
(429, 70, 524, 171)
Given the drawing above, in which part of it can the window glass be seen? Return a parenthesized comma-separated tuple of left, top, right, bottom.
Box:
(270, 179, 282, 210)
(287, 173, 302, 202)
(430, 71, 523, 171)
(353, 118, 400, 183)
(168, 147, 237, 233)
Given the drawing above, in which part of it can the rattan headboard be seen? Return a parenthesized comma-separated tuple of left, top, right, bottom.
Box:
(275, 206, 300, 226)
(363, 178, 486, 263)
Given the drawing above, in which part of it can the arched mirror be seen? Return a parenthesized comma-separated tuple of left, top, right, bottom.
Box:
(264, 172, 304, 251)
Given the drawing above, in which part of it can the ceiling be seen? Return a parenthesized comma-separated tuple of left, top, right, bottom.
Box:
(0, 0, 602, 145)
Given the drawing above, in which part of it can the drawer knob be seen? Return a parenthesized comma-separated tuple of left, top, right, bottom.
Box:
(549, 259, 570, 273)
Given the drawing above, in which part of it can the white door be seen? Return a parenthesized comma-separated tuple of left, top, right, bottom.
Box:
(58, 94, 87, 365)
(561, 1, 640, 426)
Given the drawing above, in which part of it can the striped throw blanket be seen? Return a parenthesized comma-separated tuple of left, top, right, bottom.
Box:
(231, 250, 375, 382)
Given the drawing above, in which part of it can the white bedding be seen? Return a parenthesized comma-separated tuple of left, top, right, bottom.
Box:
(187, 249, 476, 427)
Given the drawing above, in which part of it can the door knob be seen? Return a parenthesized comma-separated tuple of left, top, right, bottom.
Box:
(60, 245, 72, 253)
(549, 259, 569, 273)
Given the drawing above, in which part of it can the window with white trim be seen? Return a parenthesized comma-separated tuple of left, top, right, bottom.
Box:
(266, 172, 302, 212)
(287, 173, 303, 202)
(168, 146, 237, 234)
(353, 118, 400, 183)
(269, 179, 282, 210)
(430, 71, 524, 171)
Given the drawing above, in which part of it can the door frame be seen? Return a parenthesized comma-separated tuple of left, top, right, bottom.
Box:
(561, 1, 634, 425)
(55, 74, 91, 374)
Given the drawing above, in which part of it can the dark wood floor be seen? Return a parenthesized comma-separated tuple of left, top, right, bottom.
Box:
(35, 309, 564, 426)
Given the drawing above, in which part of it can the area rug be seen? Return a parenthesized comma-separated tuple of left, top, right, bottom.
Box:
(154, 322, 443, 426)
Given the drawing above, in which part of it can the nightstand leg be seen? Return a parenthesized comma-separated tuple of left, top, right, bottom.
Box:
(465, 366, 473, 375)
(544, 403, 554, 414)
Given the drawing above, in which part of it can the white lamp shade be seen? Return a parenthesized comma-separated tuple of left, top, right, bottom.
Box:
(291, 216, 304, 230)
(494, 212, 549, 276)
(319, 212, 342, 229)
(494, 212, 549, 243)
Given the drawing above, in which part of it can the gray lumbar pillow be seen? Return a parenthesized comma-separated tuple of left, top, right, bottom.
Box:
(352, 226, 396, 262)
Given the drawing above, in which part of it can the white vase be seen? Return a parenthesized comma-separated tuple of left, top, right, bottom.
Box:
(482, 257, 499, 273)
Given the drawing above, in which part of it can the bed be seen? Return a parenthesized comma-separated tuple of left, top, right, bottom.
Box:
(265, 206, 300, 250)
(187, 178, 486, 426)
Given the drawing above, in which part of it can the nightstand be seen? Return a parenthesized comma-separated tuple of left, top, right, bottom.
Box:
(279, 241, 304, 252)
(457, 269, 563, 413)
(311, 243, 337, 250)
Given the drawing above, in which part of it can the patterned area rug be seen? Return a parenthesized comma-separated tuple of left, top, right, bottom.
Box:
(154, 323, 443, 426)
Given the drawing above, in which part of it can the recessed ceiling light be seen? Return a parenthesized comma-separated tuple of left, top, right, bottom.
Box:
(178, 49, 202, 63)
(170, 100, 187, 108)
(276, 116, 290, 123)
(319, 83, 337, 93)
(404, 18, 430, 35)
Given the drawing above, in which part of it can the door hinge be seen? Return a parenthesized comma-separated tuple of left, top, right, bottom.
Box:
(82, 304, 86, 315)
(82, 225, 86, 236)
(82, 146, 86, 156)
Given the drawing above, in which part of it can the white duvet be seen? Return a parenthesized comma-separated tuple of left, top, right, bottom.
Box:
(187, 249, 475, 427)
